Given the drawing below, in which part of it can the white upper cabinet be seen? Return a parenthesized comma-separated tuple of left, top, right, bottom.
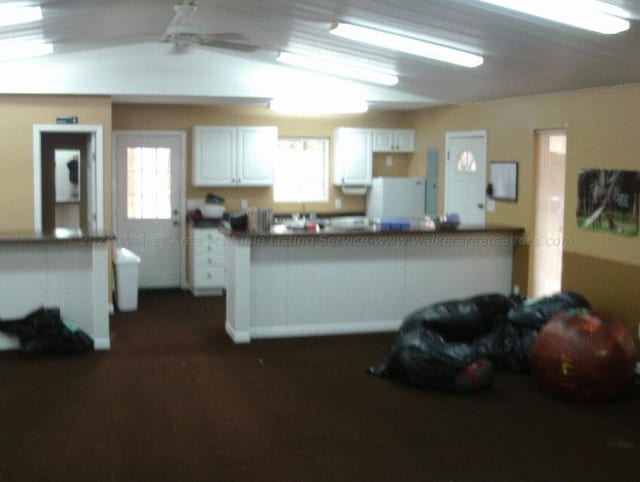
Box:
(372, 128, 415, 153)
(332, 128, 373, 186)
(193, 126, 277, 187)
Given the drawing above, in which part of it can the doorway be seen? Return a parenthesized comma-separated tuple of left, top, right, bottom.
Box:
(531, 129, 567, 297)
(33, 124, 103, 232)
(445, 131, 487, 225)
(113, 131, 186, 289)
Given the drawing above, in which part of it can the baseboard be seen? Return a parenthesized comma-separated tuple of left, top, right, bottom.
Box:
(0, 333, 20, 351)
(225, 321, 250, 343)
(249, 320, 401, 340)
(0, 334, 110, 351)
(93, 337, 111, 350)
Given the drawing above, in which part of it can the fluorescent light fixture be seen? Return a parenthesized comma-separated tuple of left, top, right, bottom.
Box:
(269, 97, 369, 115)
(0, 4, 43, 28)
(474, 0, 630, 34)
(330, 22, 483, 68)
(0, 40, 53, 61)
(276, 51, 399, 86)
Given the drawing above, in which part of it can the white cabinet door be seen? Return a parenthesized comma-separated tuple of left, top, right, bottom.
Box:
(372, 129, 395, 152)
(193, 126, 276, 187)
(236, 126, 277, 186)
(333, 128, 372, 186)
(192, 126, 235, 186)
(394, 129, 415, 153)
(372, 129, 415, 153)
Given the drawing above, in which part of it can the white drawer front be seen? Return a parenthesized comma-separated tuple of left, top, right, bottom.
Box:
(193, 267, 225, 288)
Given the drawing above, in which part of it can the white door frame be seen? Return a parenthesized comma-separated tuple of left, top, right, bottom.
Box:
(33, 124, 104, 231)
(112, 130, 188, 289)
(444, 130, 487, 223)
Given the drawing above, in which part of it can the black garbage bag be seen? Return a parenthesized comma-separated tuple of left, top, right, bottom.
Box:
(507, 291, 591, 329)
(399, 293, 512, 343)
(369, 328, 489, 391)
(474, 321, 539, 371)
(0, 307, 94, 355)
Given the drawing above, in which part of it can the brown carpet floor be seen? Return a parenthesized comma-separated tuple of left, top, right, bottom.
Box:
(1, 289, 638, 482)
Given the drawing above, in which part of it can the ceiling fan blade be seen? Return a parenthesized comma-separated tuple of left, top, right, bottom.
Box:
(199, 39, 259, 52)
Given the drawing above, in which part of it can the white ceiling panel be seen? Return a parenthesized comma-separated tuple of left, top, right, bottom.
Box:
(0, 0, 639, 109)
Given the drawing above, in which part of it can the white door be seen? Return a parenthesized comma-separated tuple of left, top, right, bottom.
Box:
(445, 131, 487, 225)
(114, 132, 185, 288)
(532, 129, 566, 296)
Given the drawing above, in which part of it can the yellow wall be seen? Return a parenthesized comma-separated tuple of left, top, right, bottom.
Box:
(0, 95, 112, 231)
(112, 104, 411, 214)
(407, 84, 640, 270)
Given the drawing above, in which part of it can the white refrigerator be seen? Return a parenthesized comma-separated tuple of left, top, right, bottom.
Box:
(366, 177, 426, 219)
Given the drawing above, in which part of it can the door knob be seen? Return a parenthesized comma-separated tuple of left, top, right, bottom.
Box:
(477, 203, 484, 209)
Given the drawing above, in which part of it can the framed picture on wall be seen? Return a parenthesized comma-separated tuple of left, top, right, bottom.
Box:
(577, 169, 639, 237)
(489, 161, 518, 202)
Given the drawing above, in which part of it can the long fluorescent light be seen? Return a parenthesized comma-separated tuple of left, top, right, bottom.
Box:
(276, 51, 398, 86)
(330, 22, 483, 68)
(0, 40, 53, 61)
(269, 97, 369, 115)
(0, 4, 43, 28)
(474, 0, 630, 34)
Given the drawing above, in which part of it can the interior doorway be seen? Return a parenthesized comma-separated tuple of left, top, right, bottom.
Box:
(33, 124, 103, 232)
(531, 129, 567, 297)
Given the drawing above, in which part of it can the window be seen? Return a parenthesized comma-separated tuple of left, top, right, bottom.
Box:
(273, 138, 329, 202)
(457, 150, 477, 173)
(126, 147, 171, 219)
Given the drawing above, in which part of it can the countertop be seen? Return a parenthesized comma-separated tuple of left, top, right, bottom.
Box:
(224, 223, 524, 239)
(0, 228, 115, 244)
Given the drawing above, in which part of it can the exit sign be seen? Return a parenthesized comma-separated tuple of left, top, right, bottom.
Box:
(56, 116, 78, 124)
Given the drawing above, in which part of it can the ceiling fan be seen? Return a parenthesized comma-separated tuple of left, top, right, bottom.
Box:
(162, 0, 259, 52)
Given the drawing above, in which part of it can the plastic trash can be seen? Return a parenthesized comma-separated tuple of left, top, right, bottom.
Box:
(113, 247, 141, 311)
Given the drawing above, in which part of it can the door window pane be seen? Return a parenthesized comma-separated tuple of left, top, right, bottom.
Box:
(127, 147, 171, 219)
(457, 150, 477, 173)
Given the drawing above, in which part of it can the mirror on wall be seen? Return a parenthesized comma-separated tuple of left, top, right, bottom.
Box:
(55, 149, 81, 203)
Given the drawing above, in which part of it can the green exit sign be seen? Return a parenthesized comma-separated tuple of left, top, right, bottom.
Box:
(56, 116, 78, 124)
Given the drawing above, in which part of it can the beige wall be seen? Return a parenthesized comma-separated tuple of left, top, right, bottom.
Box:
(407, 84, 640, 266)
(112, 104, 411, 214)
(0, 95, 112, 231)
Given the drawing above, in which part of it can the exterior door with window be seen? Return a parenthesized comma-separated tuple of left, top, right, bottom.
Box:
(445, 131, 487, 225)
(115, 132, 184, 288)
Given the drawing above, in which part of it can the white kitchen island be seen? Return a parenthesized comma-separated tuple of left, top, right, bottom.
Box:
(224, 225, 524, 343)
(0, 229, 113, 350)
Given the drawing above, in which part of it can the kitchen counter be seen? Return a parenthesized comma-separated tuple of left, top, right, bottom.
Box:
(0, 228, 114, 244)
(223, 224, 523, 343)
(225, 223, 523, 239)
(0, 228, 112, 351)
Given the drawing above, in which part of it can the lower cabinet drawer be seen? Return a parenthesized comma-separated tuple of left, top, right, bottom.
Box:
(193, 267, 225, 288)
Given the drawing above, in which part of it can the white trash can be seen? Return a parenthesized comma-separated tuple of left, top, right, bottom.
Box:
(113, 247, 141, 311)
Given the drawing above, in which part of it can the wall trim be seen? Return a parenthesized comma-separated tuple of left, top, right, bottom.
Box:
(249, 320, 401, 341)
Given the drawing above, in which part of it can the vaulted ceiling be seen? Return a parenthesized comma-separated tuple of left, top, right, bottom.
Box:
(2, 0, 640, 109)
